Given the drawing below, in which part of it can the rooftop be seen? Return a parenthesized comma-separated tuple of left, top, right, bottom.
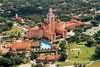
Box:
(10, 40, 39, 50)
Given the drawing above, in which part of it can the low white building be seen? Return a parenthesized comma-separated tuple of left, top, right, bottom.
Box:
(66, 30, 75, 38)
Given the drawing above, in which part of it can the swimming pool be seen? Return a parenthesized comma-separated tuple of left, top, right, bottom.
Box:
(40, 39, 51, 49)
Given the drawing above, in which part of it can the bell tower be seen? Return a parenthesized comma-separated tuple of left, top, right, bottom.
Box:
(47, 8, 56, 41)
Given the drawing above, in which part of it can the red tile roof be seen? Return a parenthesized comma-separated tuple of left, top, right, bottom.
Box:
(36, 54, 60, 61)
(26, 27, 43, 38)
(10, 40, 31, 50)
(46, 54, 60, 61)
(55, 22, 66, 35)
(66, 20, 82, 28)
(26, 19, 82, 40)
(10, 40, 39, 50)
(31, 41, 40, 47)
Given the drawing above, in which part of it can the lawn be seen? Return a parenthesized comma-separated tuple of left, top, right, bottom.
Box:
(68, 44, 95, 63)
(55, 42, 96, 66)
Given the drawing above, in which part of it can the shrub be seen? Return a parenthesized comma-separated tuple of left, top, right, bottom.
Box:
(79, 16, 93, 22)
(92, 46, 100, 60)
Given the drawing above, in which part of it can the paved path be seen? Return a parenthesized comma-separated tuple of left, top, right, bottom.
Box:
(18, 63, 32, 67)
(63, 66, 74, 67)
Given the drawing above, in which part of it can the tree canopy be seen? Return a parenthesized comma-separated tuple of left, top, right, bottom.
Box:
(0, 0, 95, 17)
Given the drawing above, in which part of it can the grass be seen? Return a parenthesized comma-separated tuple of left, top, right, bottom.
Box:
(68, 43, 95, 64)
(56, 42, 96, 66)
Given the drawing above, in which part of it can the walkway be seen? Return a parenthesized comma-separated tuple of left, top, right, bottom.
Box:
(63, 66, 74, 67)
(18, 63, 32, 67)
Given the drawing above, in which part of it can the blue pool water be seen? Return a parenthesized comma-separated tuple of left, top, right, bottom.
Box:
(40, 39, 51, 49)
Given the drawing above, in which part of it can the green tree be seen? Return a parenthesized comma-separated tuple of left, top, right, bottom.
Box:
(60, 15, 72, 21)
(7, 22, 13, 28)
(59, 40, 67, 61)
(30, 52, 37, 60)
(59, 51, 67, 62)
(92, 46, 100, 60)
(91, 20, 100, 26)
(0, 25, 10, 32)
(79, 16, 93, 22)
(0, 17, 6, 23)
(14, 56, 23, 65)
(85, 40, 94, 47)
(0, 0, 94, 17)
(94, 31, 100, 44)
(59, 40, 67, 50)
(2, 52, 24, 66)
(0, 57, 12, 67)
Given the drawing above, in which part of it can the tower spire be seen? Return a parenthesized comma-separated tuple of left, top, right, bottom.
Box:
(47, 8, 55, 23)
(47, 8, 56, 41)
(49, 8, 53, 13)
(15, 13, 18, 19)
